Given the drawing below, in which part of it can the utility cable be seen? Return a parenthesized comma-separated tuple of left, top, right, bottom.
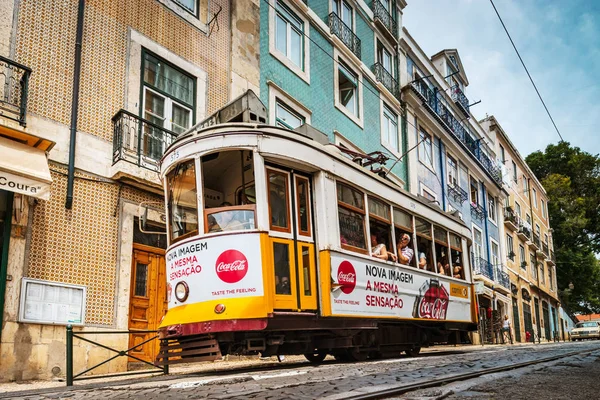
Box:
(489, 0, 564, 142)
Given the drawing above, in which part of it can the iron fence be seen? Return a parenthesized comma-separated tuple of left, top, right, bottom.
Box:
(451, 84, 469, 117)
(470, 202, 486, 221)
(447, 183, 468, 204)
(112, 109, 178, 172)
(0, 55, 31, 127)
(328, 12, 361, 59)
(496, 267, 510, 289)
(473, 256, 494, 281)
(66, 325, 167, 386)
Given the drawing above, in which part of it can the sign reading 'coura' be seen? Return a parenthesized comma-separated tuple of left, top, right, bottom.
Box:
(0, 170, 51, 200)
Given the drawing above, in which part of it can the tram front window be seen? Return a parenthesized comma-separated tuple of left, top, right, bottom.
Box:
(201, 150, 256, 233)
(167, 159, 198, 243)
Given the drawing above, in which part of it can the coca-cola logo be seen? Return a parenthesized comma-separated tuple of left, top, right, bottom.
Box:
(215, 249, 248, 283)
(418, 298, 448, 320)
(337, 261, 356, 294)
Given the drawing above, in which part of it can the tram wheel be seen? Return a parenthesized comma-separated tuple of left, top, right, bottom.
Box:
(405, 347, 421, 357)
(368, 351, 383, 360)
(333, 351, 351, 362)
(304, 351, 327, 363)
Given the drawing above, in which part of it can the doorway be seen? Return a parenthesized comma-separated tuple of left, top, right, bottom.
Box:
(0, 190, 13, 339)
(128, 244, 167, 365)
(267, 167, 318, 311)
(512, 297, 522, 342)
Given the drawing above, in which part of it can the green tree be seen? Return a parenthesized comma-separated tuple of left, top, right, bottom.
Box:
(526, 142, 600, 313)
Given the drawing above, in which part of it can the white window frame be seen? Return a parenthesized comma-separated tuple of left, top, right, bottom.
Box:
(334, 50, 364, 127)
(512, 161, 517, 182)
(524, 175, 529, 197)
(487, 194, 497, 225)
(515, 201, 521, 218)
(380, 100, 401, 156)
(470, 176, 479, 205)
(142, 86, 193, 134)
(541, 199, 546, 219)
(530, 252, 537, 279)
(490, 238, 500, 269)
(519, 244, 526, 269)
(419, 182, 438, 203)
(156, 0, 208, 32)
(506, 233, 514, 260)
(418, 129, 434, 169)
(269, 0, 310, 83)
(331, 0, 355, 32)
(472, 224, 483, 262)
(268, 82, 312, 128)
(532, 188, 538, 208)
(447, 153, 459, 187)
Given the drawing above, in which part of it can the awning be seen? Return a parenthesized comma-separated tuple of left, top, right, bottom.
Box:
(0, 136, 52, 200)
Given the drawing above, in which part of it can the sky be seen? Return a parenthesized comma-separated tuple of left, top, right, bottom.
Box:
(403, 0, 600, 158)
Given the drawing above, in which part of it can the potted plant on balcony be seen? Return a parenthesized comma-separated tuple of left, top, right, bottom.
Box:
(508, 251, 516, 261)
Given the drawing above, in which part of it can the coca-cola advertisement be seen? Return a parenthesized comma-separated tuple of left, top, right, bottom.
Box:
(165, 234, 263, 308)
(329, 252, 470, 322)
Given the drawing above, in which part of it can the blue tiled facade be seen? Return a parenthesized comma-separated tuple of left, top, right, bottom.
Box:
(259, 0, 408, 185)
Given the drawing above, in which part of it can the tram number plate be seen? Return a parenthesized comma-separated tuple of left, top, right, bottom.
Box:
(169, 150, 180, 163)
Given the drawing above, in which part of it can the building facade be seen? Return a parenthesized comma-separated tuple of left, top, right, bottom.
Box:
(482, 116, 560, 343)
(0, 0, 259, 381)
(259, 0, 409, 184)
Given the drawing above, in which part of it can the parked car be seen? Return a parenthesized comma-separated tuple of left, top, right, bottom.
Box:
(571, 321, 600, 340)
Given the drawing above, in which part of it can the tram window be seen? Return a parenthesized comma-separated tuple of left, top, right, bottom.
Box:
(450, 233, 464, 279)
(296, 177, 311, 236)
(268, 170, 290, 232)
(393, 208, 415, 267)
(202, 150, 256, 233)
(368, 197, 393, 261)
(337, 183, 367, 252)
(415, 217, 434, 272)
(434, 226, 450, 277)
(167, 159, 198, 243)
(273, 242, 292, 295)
(301, 245, 312, 295)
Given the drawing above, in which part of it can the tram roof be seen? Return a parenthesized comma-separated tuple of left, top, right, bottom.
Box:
(163, 121, 471, 238)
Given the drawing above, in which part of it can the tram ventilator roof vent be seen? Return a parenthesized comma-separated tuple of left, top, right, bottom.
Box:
(293, 124, 330, 145)
(193, 90, 267, 131)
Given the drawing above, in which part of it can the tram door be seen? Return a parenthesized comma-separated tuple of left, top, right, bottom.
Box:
(128, 244, 167, 364)
(267, 168, 318, 311)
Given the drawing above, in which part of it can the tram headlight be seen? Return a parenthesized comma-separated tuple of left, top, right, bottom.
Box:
(175, 281, 189, 303)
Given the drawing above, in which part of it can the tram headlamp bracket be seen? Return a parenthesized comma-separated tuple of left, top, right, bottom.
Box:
(175, 281, 189, 303)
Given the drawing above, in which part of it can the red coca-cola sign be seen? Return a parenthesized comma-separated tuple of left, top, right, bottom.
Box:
(337, 261, 356, 294)
(415, 279, 449, 320)
(215, 249, 248, 283)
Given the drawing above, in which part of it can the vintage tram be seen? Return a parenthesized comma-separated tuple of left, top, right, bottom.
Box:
(156, 92, 478, 365)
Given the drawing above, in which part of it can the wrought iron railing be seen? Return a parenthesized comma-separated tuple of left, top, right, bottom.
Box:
(0, 56, 31, 127)
(518, 224, 531, 240)
(550, 250, 555, 262)
(543, 242, 549, 256)
(447, 183, 468, 204)
(496, 266, 510, 289)
(470, 202, 485, 221)
(371, 0, 397, 38)
(372, 63, 400, 100)
(533, 233, 541, 249)
(112, 109, 178, 172)
(451, 85, 469, 117)
(328, 12, 361, 59)
(473, 256, 494, 281)
(408, 80, 503, 187)
(504, 207, 518, 225)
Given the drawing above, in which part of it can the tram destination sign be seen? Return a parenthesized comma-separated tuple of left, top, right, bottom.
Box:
(165, 234, 263, 308)
(329, 253, 471, 322)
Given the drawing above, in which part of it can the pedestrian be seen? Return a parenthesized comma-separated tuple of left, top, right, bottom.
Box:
(502, 315, 513, 344)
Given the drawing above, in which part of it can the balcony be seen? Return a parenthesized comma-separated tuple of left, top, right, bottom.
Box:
(517, 224, 531, 241)
(547, 250, 556, 266)
(503, 207, 519, 231)
(371, 0, 398, 41)
(542, 242, 549, 256)
(473, 256, 494, 281)
(328, 12, 361, 59)
(407, 81, 503, 187)
(112, 109, 177, 172)
(451, 85, 470, 118)
(0, 56, 31, 127)
(470, 202, 485, 222)
(372, 63, 400, 101)
(496, 266, 511, 292)
(530, 233, 541, 251)
(447, 183, 468, 204)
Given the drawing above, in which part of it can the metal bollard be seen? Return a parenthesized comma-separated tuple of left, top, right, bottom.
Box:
(66, 325, 73, 386)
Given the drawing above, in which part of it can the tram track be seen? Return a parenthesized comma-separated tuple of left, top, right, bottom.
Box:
(341, 347, 598, 400)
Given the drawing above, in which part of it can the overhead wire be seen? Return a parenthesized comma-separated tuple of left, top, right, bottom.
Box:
(489, 0, 564, 142)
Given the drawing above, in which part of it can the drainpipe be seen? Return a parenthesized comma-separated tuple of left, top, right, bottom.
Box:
(438, 139, 446, 210)
(65, 0, 85, 209)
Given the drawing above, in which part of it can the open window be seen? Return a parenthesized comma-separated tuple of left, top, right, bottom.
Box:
(368, 196, 392, 261)
(450, 233, 464, 279)
(337, 182, 367, 253)
(201, 150, 256, 233)
(167, 159, 198, 243)
(434, 226, 450, 276)
(415, 217, 434, 272)
(393, 207, 416, 267)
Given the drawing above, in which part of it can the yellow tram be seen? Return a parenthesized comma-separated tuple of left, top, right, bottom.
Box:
(157, 93, 478, 365)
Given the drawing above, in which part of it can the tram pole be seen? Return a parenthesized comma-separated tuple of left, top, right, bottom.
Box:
(66, 325, 73, 386)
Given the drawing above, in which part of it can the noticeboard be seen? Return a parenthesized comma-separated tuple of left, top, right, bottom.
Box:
(19, 278, 86, 326)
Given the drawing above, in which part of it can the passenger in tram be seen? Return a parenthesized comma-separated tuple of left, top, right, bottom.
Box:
(396, 233, 414, 265)
(452, 257, 464, 279)
(207, 215, 221, 232)
(370, 233, 391, 261)
(215, 202, 250, 231)
(275, 275, 291, 295)
(417, 245, 428, 270)
(437, 255, 450, 276)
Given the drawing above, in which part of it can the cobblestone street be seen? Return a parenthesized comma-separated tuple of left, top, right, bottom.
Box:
(2, 341, 599, 399)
